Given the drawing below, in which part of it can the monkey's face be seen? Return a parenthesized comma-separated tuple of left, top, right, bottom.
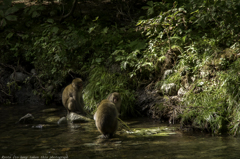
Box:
(113, 96, 118, 104)
(72, 78, 83, 90)
(75, 82, 82, 90)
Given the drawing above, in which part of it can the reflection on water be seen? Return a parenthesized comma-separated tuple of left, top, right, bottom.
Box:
(0, 104, 240, 159)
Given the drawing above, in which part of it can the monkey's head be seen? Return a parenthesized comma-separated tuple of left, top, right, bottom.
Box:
(72, 78, 83, 90)
(111, 92, 121, 104)
(107, 92, 121, 114)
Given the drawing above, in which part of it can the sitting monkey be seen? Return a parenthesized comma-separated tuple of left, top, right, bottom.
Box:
(62, 78, 85, 115)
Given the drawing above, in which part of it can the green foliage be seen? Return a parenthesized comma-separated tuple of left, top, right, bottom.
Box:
(0, 2, 25, 27)
(136, 0, 240, 135)
(1, 0, 240, 134)
(24, 5, 46, 18)
(181, 57, 240, 135)
(83, 67, 136, 116)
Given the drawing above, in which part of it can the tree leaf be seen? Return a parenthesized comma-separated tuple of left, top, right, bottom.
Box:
(88, 26, 96, 33)
(93, 16, 98, 21)
(147, 8, 154, 16)
(182, 35, 187, 43)
(157, 56, 166, 62)
(47, 18, 54, 24)
(95, 58, 102, 63)
(5, 15, 17, 21)
(1, 19, 7, 27)
(32, 11, 40, 18)
(101, 27, 108, 34)
(5, 6, 19, 16)
(147, 1, 153, 7)
(6, 32, 14, 39)
(52, 27, 59, 34)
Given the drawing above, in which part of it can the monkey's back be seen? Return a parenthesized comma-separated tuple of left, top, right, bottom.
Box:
(95, 100, 118, 137)
(62, 84, 81, 110)
(62, 84, 71, 108)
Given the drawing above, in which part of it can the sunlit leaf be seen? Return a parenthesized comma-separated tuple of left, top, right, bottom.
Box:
(157, 56, 166, 62)
(93, 16, 99, 21)
(101, 27, 108, 34)
(88, 26, 96, 33)
(182, 35, 187, 43)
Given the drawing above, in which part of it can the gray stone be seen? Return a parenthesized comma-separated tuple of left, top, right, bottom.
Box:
(10, 72, 29, 82)
(67, 112, 93, 123)
(57, 117, 67, 125)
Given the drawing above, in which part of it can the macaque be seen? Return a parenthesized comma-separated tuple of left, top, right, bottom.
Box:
(62, 78, 85, 115)
(94, 99, 119, 138)
(107, 92, 121, 114)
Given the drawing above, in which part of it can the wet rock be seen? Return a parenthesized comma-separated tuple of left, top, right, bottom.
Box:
(67, 112, 93, 123)
(57, 117, 67, 125)
(161, 83, 177, 96)
(16, 113, 34, 124)
(10, 72, 29, 83)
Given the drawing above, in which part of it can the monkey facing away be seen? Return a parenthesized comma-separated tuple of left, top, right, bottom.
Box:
(94, 99, 119, 138)
(62, 78, 85, 115)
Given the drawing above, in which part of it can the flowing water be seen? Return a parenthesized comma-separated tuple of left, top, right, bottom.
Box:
(0, 104, 240, 159)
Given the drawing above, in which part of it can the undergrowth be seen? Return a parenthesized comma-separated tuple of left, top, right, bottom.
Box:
(83, 67, 136, 116)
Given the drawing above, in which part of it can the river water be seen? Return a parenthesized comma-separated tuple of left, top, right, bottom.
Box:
(0, 104, 240, 159)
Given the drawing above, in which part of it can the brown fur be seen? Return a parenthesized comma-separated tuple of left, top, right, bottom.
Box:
(107, 92, 121, 114)
(62, 78, 85, 114)
(94, 99, 118, 138)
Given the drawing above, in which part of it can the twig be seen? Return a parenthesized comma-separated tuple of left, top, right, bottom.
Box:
(118, 117, 131, 131)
